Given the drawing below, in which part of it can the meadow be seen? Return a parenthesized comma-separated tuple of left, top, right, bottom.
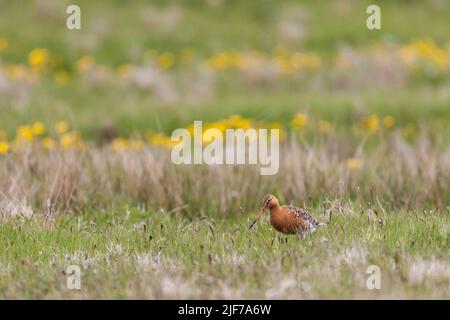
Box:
(0, 0, 449, 299)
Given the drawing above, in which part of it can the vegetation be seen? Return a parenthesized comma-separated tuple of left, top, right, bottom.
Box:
(1, 208, 448, 299)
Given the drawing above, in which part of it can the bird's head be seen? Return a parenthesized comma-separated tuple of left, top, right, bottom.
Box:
(249, 194, 279, 230)
(262, 194, 279, 209)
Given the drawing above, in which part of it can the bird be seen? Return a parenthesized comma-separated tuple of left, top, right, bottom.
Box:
(249, 194, 326, 236)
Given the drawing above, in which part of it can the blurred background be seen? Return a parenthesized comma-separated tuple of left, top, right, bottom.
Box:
(0, 0, 449, 146)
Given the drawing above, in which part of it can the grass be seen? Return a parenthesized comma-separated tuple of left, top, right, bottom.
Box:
(1, 206, 448, 299)
(1, 134, 449, 217)
(2, 1, 449, 59)
(0, 132, 449, 298)
(1, 83, 450, 140)
(1, 1, 449, 137)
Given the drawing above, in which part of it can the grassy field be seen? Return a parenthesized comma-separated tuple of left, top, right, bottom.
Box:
(0, 0, 449, 299)
(1, 207, 448, 299)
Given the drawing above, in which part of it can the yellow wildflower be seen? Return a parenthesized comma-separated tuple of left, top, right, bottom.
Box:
(17, 125, 34, 142)
(346, 157, 363, 170)
(207, 52, 238, 70)
(28, 48, 50, 67)
(147, 133, 173, 148)
(268, 122, 283, 140)
(111, 138, 128, 153)
(31, 122, 45, 136)
(269, 121, 281, 129)
(223, 115, 252, 129)
(111, 138, 130, 153)
(204, 122, 226, 134)
(60, 132, 80, 149)
(186, 124, 195, 136)
(42, 137, 56, 150)
(411, 39, 448, 70)
(158, 52, 175, 69)
(429, 48, 447, 70)
(362, 114, 380, 133)
(0, 141, 10, 154)
(202, 129, 220, 143)
(292, 112, 308, 130)
(276, 56, 294, 74)
(55, 121, 69, 134)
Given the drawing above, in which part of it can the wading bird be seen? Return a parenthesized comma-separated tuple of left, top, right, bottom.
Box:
(249, 194, 326, 237)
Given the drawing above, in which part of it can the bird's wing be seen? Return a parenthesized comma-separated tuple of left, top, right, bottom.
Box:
(283, 205, 323, 227)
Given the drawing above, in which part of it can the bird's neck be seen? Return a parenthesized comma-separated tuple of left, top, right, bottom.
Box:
(269, 204, 282, 216)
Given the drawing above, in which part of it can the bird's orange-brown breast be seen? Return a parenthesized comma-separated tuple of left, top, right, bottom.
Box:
(269, 206, 305, 234)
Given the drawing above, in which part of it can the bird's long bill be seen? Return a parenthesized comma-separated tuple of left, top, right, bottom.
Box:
(249, 207, 266, 230)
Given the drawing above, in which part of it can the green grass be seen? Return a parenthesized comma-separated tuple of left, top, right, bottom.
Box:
(1, 85, 449, 139)
(1, 0, 449, 60)
(0, 0, 449, 137)
(0, 206, 448, 299)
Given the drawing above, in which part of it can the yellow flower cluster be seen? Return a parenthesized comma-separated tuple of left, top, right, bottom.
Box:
(28, 48, 50, 69)
(397, 39, 449, 70)
(0, 121, 82, 154)
(356, 114, 397, 133)
(1, 45, 70, 84)
(111, 132, 179, 153)
(275, 52, 322, 74)
(200, 115, 284, 142)
(346, 157, 363, 170)
(291, 113, 333, 133)
(292, 112, 308, 130)
(206, 50, 321, 73)
(1, 38, 448, 85)
(359, 114, 380, 133)
(0, 140, 9, 154)
(0, 114, 446, 156)
(110, 115, 282, 153)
